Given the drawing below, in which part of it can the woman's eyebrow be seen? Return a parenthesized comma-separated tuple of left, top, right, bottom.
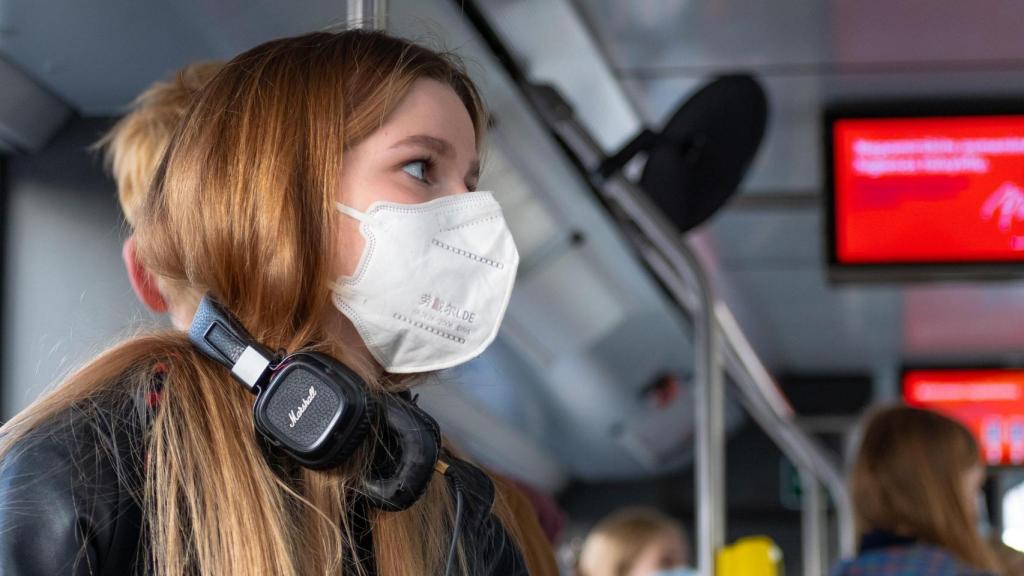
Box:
(390, 134, 454, 157)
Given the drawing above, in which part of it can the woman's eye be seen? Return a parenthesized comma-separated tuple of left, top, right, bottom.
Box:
(402, 160, 429, 183)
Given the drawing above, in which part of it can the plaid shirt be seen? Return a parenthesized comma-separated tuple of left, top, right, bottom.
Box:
(831, 545, 994, 576)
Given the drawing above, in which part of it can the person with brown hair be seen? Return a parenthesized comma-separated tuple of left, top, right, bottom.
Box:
(577, 507, 693, 576)
(832, 405, 1000, 575)
(0, 29, 545, 575)
(101, 50, 558, 576)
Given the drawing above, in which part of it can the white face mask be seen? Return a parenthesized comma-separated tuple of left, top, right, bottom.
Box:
(331, 192, 519, 373)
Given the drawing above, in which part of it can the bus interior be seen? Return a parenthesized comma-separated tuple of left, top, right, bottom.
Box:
(3, 1, 1024, 574)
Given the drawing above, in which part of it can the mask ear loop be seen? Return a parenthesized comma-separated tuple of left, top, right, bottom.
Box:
(335, 202, 373, 223)
(332, 202, 376, 291)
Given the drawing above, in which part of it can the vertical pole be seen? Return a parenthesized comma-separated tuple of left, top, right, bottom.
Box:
(694, 281, 725, 576)
(800, 469, 826, 576)
(348, 0, 387, 30)
(630, 236, 725, 576)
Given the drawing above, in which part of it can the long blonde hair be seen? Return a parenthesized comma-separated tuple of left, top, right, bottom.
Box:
(851, 405, 998, 571)
(0, 30, 518, 576)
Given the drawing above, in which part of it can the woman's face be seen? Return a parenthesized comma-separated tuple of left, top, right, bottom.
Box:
(626, 528, 688, 576)
(333, 78, 479, 279)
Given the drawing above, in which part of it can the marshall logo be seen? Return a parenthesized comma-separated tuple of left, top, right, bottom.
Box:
(289, 385, 317, 428)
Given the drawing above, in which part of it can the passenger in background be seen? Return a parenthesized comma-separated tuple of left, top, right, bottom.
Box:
(577, 507, 693, 576)
(832, 405, 1000, 575)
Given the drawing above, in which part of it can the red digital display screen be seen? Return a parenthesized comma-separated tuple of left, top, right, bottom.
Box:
(903, 369, 1024, 466)
(832, 115, 1024, 265)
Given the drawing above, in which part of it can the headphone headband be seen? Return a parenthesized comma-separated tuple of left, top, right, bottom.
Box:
(188, 296, 276, 391)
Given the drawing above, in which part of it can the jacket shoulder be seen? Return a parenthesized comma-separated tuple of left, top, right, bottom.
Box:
(832, 545, 995, 576)
(440, 457, 530, 575)
(0, 400, 147, 575)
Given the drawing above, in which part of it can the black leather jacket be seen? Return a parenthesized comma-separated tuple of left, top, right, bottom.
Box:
(0, 395, 527, 575)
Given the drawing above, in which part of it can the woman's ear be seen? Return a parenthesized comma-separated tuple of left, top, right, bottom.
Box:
(123, 235, 169, 313)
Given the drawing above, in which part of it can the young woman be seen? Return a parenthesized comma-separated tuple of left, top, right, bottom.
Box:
(832, 405, 1000, 576)
(0, 30, 542, 575)
(577, 507, 693, 576)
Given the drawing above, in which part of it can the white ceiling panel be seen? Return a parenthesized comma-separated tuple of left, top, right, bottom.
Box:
(724, 267, 903, 372)
(474, 0, 641, 152)
(579, 0, 1024, 73)
(574, 0, 829, 71)
(707, 209, 823, 269)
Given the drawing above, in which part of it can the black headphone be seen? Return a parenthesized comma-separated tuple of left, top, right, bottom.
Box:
(187, 293, 442, 512)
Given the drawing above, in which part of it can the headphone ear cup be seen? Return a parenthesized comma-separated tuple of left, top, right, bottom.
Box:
(362, 396, 441, 511)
